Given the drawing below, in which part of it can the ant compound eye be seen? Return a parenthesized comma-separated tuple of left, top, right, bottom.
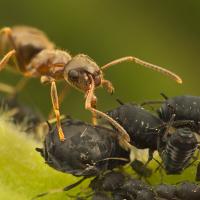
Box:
(68, 70, 79, 80)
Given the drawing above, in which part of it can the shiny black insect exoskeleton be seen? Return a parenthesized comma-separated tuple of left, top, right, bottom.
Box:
(154, 184, 177, 200)
(34, 119, 130, 199)
(36, 119, 129, 177)
(158, 95, 200, 133)
(141, 94, 200, 175)
(106, 102, 165, 164)
(91, 171, 200, 200)
(176, 182, 200, 200)
(159, 127, 198, 174)
(90, 171, 155, 200)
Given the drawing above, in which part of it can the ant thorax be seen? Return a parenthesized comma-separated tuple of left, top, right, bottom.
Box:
(64, 54, 102, 92)
(27, 49, 72, 79)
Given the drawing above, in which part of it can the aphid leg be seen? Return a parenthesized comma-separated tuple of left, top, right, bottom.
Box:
(172, 120, 196, 128)
(196, 161, 200, 181)
(160, 92, 169, 100)
(32, 177, 86, 200)
(162, 114, 176, 141)
(50, 80, 65, 141)
(143, 149, 154, 167)
(101, 56, 182, 84)
(154, 159, 164, 179)
(187, 147, 200, 169)
(0, 49, 16, 71)
(198, 122, 200, 135)
(48, 84, 70, 119)
(195, 148, 200, 181)
(101, 79, 115, 94)
(85, 75, 131, 151)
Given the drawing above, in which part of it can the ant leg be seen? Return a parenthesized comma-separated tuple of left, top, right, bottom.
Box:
(101, 56, 182, 84)
(50, 80, 65, 141)
(48, 84, 70, 119)
(85, 75, 131, 151)
(0, 77, 29, 96)
(0, 82, 15, 94)
(0, 49, 16, 71)
(101, 79, 115, 94)
(14, 77, 29, 93)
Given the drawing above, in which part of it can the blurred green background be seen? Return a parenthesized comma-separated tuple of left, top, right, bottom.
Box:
(0, 0, 200, 120)
(0, 1, 200, 199)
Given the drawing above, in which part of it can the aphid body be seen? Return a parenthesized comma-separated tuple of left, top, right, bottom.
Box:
(158, 95, 200, 133)
(37, 119, 129, 177)
(160, 127, 198, 174)
(106, 103, 164, 151)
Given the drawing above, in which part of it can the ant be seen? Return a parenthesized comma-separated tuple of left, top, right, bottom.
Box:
(0, 25, 182, 149)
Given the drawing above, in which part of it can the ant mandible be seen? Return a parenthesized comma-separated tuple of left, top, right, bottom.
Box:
(0, 26, 182, 150)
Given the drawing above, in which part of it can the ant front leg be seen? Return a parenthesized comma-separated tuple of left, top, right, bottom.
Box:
(50, 79, 65, 141)
(48, 84, 70, 119)
(101, 56, 182, 84)
(101, 79, 115, 94)
(85, 75, 131, 151)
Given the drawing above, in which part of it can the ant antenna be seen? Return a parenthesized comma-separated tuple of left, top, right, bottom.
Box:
(101, 56, 182, 84)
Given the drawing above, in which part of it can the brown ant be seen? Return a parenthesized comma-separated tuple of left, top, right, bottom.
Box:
(0, 25, 182, 150)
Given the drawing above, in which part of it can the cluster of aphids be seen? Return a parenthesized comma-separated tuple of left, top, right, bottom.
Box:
(1, 25, 200, 199)
(89, 171, 200, 200)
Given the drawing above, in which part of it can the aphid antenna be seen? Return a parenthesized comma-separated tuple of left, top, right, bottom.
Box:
(162, 113, 176, 142)
(160, 93, 169, 100)
(116, 98, 125, 105)
(32, 177, 87, 200)
(94, 157, 130, 164)
(140, 100, 164, 107)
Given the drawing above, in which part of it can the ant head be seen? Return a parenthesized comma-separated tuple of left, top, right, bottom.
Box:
(64, 54, 102, 91)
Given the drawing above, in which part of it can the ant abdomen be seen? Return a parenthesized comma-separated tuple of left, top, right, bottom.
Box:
(1, 26, 55, 69)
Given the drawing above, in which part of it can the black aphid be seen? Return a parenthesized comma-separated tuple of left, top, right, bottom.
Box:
(158, 95, 200, 133)
(37, 119, 129, 177)
(33, 118, 130, 199)
(106, 102, 165, 165)
(159, 127, 198, 174)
